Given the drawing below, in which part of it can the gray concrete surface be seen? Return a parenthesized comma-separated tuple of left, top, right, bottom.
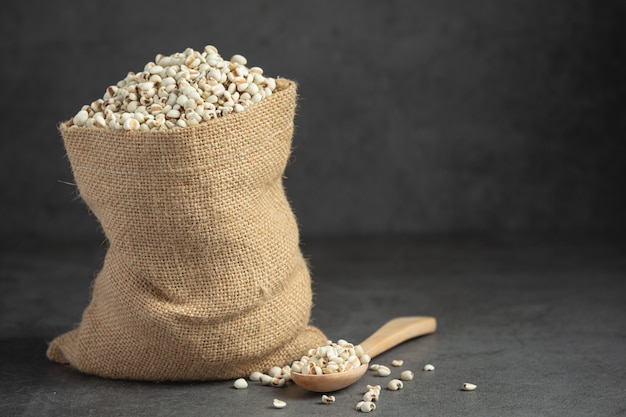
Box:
(2, 234, 624, 416)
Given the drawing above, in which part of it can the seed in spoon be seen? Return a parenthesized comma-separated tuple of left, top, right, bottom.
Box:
(292, 339, 369, 375)
(291, 317, 437, 392)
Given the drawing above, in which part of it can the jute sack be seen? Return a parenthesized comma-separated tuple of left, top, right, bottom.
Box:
(47, 79, 327, 381)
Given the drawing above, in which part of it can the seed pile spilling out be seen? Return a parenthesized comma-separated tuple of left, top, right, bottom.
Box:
(68, 45, 278, 131)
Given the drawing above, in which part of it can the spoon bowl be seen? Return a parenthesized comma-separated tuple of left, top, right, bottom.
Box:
(290, 364, 368, 392)
(291, 316, 436, 392)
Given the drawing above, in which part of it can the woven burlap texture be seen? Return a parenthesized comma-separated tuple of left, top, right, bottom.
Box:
(47, 80, 327, 381)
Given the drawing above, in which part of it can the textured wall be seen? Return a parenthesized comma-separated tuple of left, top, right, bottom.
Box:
(1, 0, 624, 243)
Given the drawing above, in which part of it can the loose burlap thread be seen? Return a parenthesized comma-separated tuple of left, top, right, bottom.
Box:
(47, 79, 327, 381)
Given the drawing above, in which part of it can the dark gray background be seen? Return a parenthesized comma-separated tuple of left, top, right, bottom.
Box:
(1, 0, 625, 243)
(2, 2, 626, 416)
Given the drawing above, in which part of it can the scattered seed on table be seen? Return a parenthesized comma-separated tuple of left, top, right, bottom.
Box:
(362, 391, 378, 402)
(423, 364, 435, 371)
(363, 384, 381, 402)
(273, 398, 287, 409)
(375, 365, 391, 377)
(387, 379, 404, 391)
(400, 370, 414, 381)
(233, 378, 248, 389)
(359, 401, 376, 413)
(321, 394, 335, 404)
(270, 377, 285, 388)
(462, 383, 477, 391)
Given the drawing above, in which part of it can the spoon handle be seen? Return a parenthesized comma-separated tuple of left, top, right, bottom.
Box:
(359, 316, 437, 359)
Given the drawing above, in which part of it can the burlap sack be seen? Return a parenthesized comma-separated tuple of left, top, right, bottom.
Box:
(47, 79, 327, 381)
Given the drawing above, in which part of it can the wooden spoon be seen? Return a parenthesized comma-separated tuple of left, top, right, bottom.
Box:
(291, 316, 437, 392)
